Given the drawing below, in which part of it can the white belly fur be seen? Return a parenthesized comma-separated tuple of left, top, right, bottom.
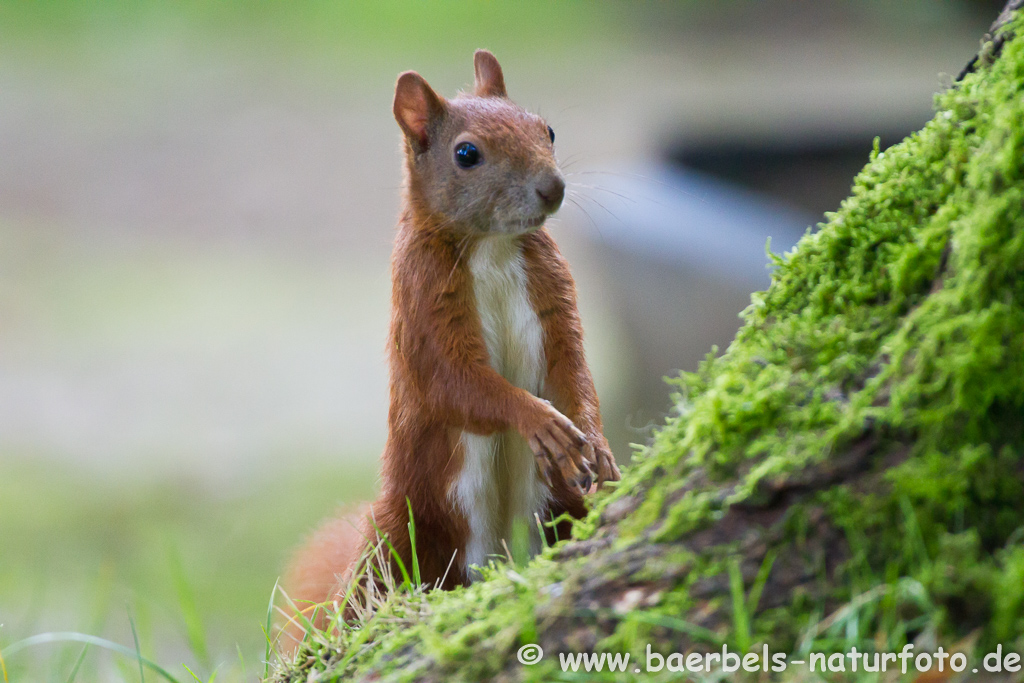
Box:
(452, 235, 549, 577)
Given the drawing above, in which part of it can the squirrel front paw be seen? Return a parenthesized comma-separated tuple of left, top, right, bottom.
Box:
(524, 403, 595, 494)
(587, 441, 621, 489)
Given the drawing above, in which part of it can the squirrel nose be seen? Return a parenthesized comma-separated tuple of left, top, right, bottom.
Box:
(536, 175, 565, 212)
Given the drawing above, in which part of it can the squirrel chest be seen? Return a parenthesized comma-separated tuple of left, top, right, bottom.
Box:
(451, 235, 549, 573)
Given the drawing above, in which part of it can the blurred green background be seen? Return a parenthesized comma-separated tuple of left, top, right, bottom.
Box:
(0, 1, 997, 680)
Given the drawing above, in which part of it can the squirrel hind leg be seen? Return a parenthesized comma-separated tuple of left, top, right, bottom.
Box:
(278, 506, 370, 651)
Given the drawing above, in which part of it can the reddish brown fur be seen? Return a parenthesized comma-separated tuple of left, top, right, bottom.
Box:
(281, 508, 366, 637)
(281, 50, 619, 648)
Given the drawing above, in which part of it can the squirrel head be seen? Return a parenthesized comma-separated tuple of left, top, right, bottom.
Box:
(393, 50, 565, 236)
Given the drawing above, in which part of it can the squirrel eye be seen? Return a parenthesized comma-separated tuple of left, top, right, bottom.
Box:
(454, 142, 481, 169)
(547, 126, 555, 144)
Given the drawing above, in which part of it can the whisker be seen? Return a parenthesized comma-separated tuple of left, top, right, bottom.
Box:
(570, 189, 625, 229)
(554, 103, 585, 116)
(558, 153, 587, 169)
(565, 195, 606, 244)
(567, 169, 704, 202)
(567, 182, 638, 204)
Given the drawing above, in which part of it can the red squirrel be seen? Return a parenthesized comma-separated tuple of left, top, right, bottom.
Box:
(282, 49, 620, 638)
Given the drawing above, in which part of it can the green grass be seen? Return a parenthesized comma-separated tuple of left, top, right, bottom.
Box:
(0, 455, 378, 682)
(0, 0, 624, 77)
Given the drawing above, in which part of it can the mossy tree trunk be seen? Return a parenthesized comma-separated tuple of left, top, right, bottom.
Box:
(274, 5, 1024, 681)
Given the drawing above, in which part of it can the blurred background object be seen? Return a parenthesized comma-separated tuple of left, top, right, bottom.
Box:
(0, 0, 998, 679)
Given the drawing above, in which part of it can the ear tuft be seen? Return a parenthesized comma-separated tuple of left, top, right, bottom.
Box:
(473, 49, 507, 98)
(393, 71, 446, 153)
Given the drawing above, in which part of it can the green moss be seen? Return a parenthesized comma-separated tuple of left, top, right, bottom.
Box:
(272, 11, 1024, 682)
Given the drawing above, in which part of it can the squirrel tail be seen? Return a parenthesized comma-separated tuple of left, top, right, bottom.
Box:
(278, 506, 369, 651)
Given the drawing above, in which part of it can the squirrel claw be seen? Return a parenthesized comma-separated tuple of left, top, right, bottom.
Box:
(526, 404, 595, 494)
(529, 437, 590, 494)
(594, 447, 621, 487)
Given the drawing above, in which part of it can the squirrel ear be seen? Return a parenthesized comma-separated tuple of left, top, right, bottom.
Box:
(394, 71, 446, 153)
(473, 49, 506, 98)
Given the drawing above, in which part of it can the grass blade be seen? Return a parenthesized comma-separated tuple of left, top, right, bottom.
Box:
(167, 543, 210, 667)
(623, 612, 723, 647)
(1, 633, 181, 683)
(406, 498, 421, 587)
(182, 662, 219, 683)
(64, 645, 89, 683)
(367, 519, 411, 589)
(547, 511, 577, 544)
(728, 557, 751, 652)
(746, 550, 776, 616)
(128, 608, 146, 683)
(235, 643, 246, 679)
(275, 590, 322, 650)
(534, 513, 549, 550)
(899, 496, 930, 566)
(264, 578, 280, 680)
(335, 609, 384, 675)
